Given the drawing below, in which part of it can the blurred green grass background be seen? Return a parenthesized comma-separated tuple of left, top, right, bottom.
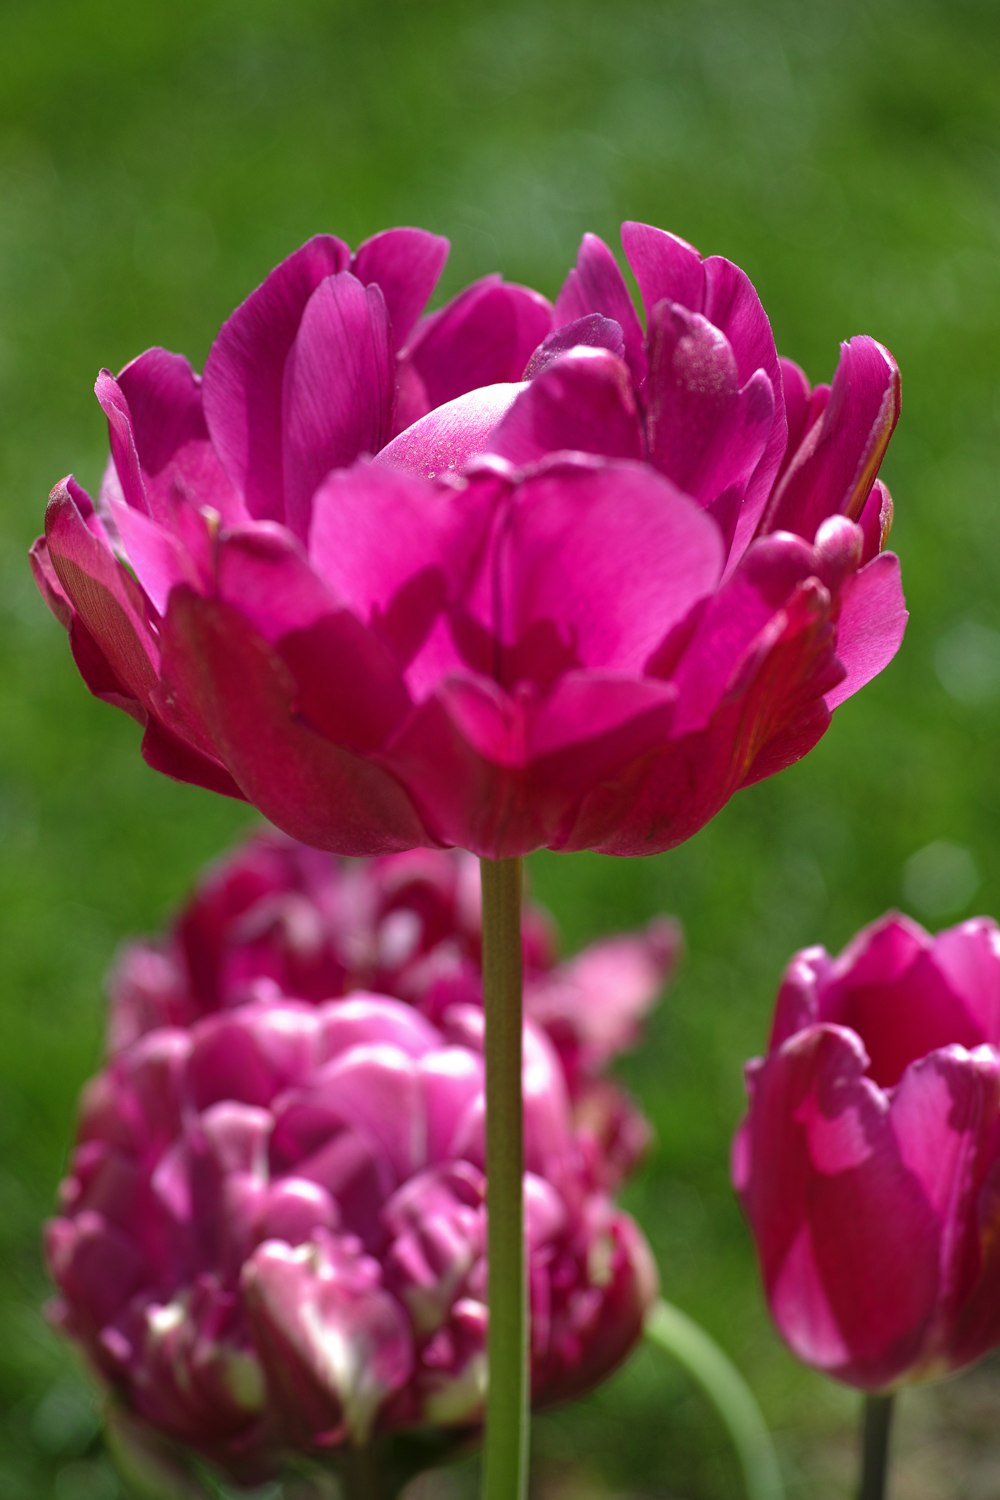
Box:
(2, 0, 1000, 1494)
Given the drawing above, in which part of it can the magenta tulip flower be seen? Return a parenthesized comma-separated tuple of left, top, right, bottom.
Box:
(109, 831, 676, 1184)
(31, 222, 905, 859)
(734, 912, 1000, 1392)
(47, 990, 656, 1483)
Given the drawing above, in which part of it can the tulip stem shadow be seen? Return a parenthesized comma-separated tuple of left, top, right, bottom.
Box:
(858, 1393, 894, 1500)
(480, 856, 528, 1500)
(644, 1299, 785, 1500)
(338, 1445, 394, 1500)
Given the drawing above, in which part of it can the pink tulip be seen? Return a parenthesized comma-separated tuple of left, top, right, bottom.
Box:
(109, 832, 675, 1187)
(48, 992, 656, 1481)
(733, 913, 1000, 1391)
(31, 222, 904, 857)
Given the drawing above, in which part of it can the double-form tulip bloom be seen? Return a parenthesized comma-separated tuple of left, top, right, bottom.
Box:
(31, 222, 905, 858)
(734, 913, 1000, 1391)
(48, 990, 656, 1482)
(110, 833, 677, 1184)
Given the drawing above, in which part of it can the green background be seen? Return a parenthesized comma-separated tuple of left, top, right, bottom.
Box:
(3, 0, 1000, 1494)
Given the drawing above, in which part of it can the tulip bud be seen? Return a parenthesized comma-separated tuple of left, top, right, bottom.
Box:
(734, 912, 1000, 1390)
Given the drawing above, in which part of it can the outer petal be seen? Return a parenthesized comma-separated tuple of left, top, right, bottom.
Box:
(308, 461, 497, 694)
(243, 1235, 413, 1445)
(660, 531, 830, 736)
(823, 551, 906, 710)
(101, 349, 242, 527)
(762, 337, 901, 542)
(161, 589, 432, 855)
(531, 1206, 657, 1407)
(185, 1006, 319, 1112)
(932, 919, 1000, 1046)
(214, 528, 411, 750)
(890, 1046, 1000, 1368)
(45, 480, 159, 710)
(735, 1024, 940, 1389)
(385, 671, 677, 859)
(202, 236, 350, 522)
(497, 460, 724, 681)
(562, 558, 842, 854)
(558, 701, 751, 857)
(951, 1157, 1000, 1369)
(29, 531, 73, 628)
(141, 717, 246, 800)
(527, 919, 678, 1075)
(769, 946, 835, 1048)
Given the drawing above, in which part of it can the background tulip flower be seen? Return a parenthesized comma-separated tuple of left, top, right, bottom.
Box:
(31, 221, 905, 860)
(733, 912, 1000, 1393)
(109, 832, 677, 1184)
(47, 989, 656, 1485)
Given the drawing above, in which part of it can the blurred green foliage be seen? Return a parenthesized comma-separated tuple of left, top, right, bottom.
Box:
(2, 0, 1000, 1494)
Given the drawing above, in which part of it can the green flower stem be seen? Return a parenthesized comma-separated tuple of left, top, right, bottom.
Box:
(858, 1394, 895, 1500)
(645, 1299, 785, 1500)
(479, 856, 528, 1500)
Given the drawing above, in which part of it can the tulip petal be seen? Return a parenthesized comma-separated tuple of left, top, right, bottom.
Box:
(317, 996, 442, 1064)
(186, 1007, 319, 1111)
(809, 912, 995, 1092)
(387, 670, 677, 859)
(554, 233, 645, 384)
(932, 919, 1000, 1046)
(281, 273, 395, 537)
(528, 919, 678, 1073)
(375, 382, 525, 480)
(488, 348, 644, 467)
(162, 589, 432, 855)
(857, 480, 895, 565)
(408, 276, 553, 408)
(103, 349, 243, 532)
(309, 461, 498, 693)
(622, 221, 786, 538)
(738, 1024, 940, 1388)
(141, 717, 246, 800)
(45, 480, 159, 707)
(891, 1046, 1000, 1346)
(243, 1236, 413, 1444)
(763, 337, 901, 541)
(824, 551, 906, 710)
(351, 227, 449, 347)
(524, 314, 626, 375)
(644, 301, 774, 513)
(202, 235, 351, 521)
(29, 533, 73, 628)
(212, 527, 412, 749)
(499, 460, 723, 679)
(661, 530, 822, 733)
